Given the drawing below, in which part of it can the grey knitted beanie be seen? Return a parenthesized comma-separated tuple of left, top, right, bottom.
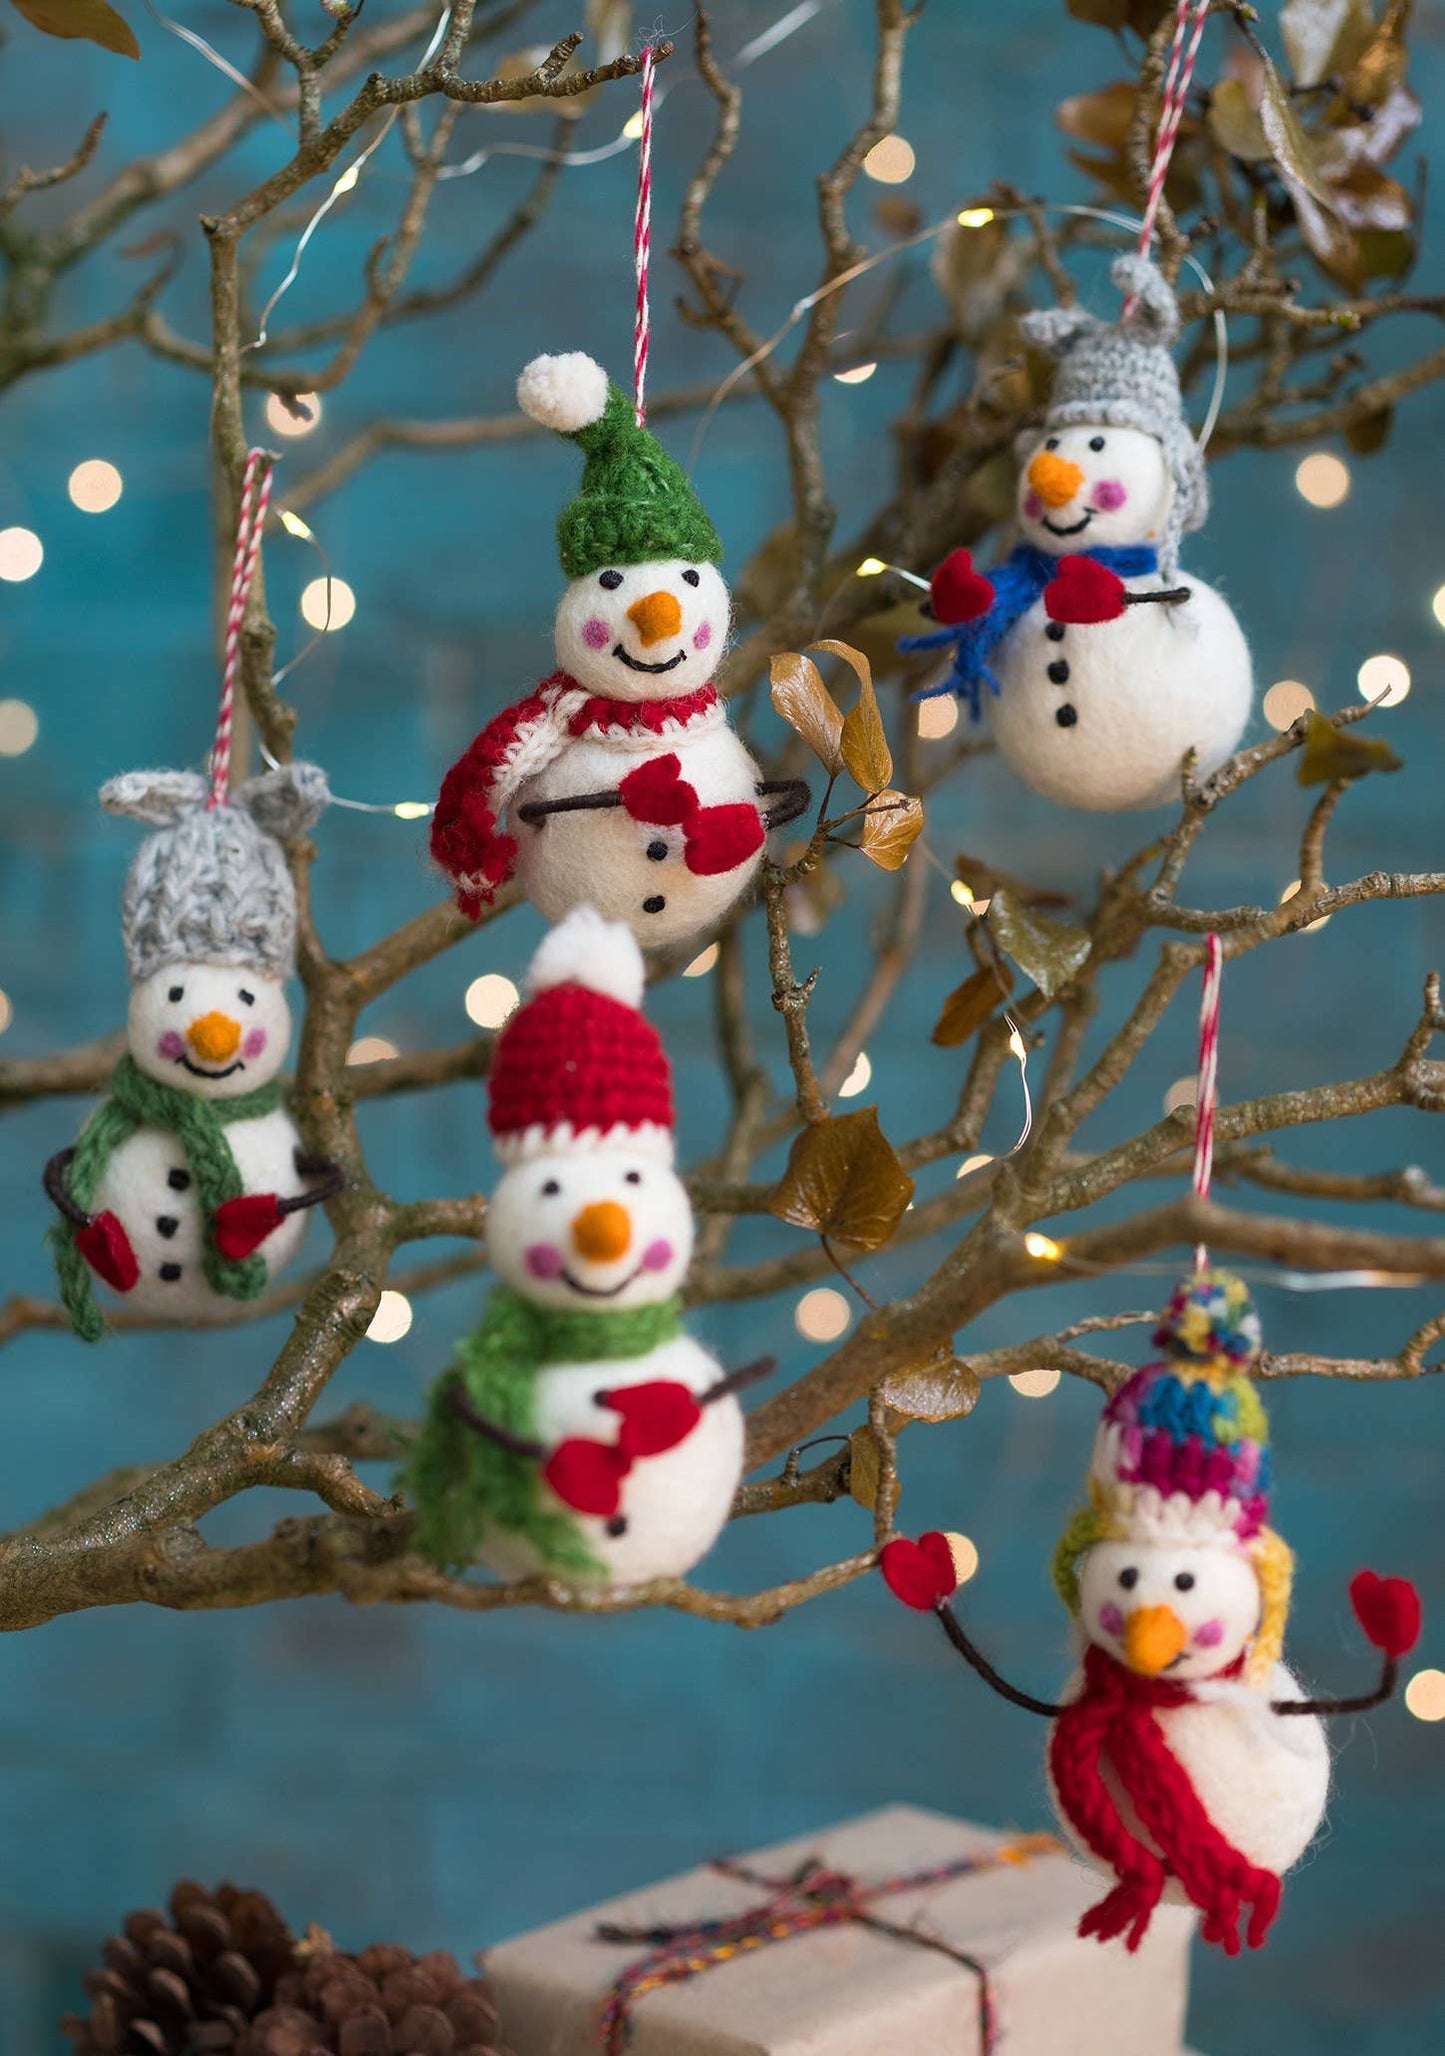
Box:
(1020, 253, 1207, 577)
(100, 761, 330, 985)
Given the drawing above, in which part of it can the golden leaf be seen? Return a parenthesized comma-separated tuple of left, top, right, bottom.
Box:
(859, 790, 924, 871)
(848, 1424, 884, 1510)
(769, 652, 844, 775)
(769, 1108, 915, 1252)
(878, 1356, 981, 1423)
(931, 962, 1014, 1048)
(814, 638, 894, 792)
(8, 0, 137, 54)
(1297, 710, 1403, 785)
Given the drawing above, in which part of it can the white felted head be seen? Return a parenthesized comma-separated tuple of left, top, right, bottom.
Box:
(1016, 424, 1173, 557)
(525, 903, 645, 1008)
(517, 351, 611, 433)
(554, 557, 731, 703)
(1077, 1537, 1262, 1683)
(488, 1148, 694, 1311)
(127, 960, 292, 1099)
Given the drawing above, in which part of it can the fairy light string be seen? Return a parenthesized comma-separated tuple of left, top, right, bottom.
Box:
(210, 447, 276, 809)
(632, 44, 656, 425)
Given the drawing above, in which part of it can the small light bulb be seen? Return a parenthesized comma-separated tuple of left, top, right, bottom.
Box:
(1024, 1232, 1062, 1262)
(856, 557, 887, 577)
(334, 163, 361, 195)
(957, 206, 995, 228)
(393, 800, 431, 821)
(950, 880, 975, 908)
(622, 109, 644, 140)
(1008, 1029, 1027, 1061)
(279, 508, 314, 539)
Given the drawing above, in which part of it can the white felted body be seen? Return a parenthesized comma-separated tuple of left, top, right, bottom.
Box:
(90, 1107, 310, 1322)
(1047, 1660, 1330, 1890)
(514, 715, 765, 947)
(990, 573, 1252, 812)
(479, 1334, 745, 1585)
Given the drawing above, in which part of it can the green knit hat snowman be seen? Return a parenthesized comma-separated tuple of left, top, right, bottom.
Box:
(517, 352, 722, 579)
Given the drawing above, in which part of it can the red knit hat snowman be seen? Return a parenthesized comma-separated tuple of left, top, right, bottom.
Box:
(487, 905, 674, 1164)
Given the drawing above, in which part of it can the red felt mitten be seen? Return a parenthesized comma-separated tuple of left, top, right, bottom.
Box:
(1044, 555, 1128, 625)
(619, 753, 696, 828)
(880, 1531, 959, 1611)
(213, 1192, 286, 1260)
(75, 1210, 140, 1293)
(929, 549, 995, 626)
(1350, 1570, 1422, 1658)
(684, 804, 766, 877)
(600, 1380, 703, 1459)
(543, 1438, 631, 1519)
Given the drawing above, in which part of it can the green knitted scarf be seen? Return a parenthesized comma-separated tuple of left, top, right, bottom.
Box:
(406, 1287, 685, 1580)
(51, 1054, 287, 1342)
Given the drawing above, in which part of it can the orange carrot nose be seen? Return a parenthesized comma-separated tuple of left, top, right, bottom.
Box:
(626, 590, 684, 647)
(1123, 1605, 1189, 1676)
(186, 1011, 242, 1063)
(1027, 449, 1086, 510)
(572, 1200, 632, 1263)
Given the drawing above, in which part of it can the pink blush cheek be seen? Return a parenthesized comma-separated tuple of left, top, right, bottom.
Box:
(1024, 490, 1043, 520)
(242, 1027, 268, 1060)
(582, 617, 611, 650)
(692, 620, 713, 653)
(1193, 1617, 1224, 1649)
(1098, 1602, 1125, 1638)
(641, 1238, 674, 1272)
(1092, 479, 1128, 512)
(525, 1243, 565, 1280)
(157, 1029, 185, 1060)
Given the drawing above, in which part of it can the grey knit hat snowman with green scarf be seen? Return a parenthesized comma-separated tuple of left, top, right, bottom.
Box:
(45, 761, 341, 1339)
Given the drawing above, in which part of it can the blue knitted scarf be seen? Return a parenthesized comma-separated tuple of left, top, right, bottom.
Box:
(901, 542, 1161, 719)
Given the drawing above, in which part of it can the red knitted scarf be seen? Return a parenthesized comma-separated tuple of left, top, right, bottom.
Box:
(565, 678, 719, 736)
(1049, 1644, 1281, 1957)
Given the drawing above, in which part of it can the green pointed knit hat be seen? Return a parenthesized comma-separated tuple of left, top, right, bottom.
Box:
(516, 351, 722, 580)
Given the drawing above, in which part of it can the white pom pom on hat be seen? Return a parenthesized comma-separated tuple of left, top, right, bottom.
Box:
(525, 903, 646, 1009)
(517, 352, 611, 434)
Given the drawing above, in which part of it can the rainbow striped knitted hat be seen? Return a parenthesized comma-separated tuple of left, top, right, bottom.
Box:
(1088, 1270, 1271, 1547)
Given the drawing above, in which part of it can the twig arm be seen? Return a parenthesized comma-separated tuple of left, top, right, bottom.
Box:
(935, 1601, 1067, 1718)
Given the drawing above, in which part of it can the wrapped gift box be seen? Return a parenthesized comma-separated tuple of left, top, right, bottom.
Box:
(485, 1802, 1193, 2055)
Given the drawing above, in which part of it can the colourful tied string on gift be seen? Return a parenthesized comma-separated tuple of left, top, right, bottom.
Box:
(210, 447, 276, 809)
(594, 1835, 1062, 2055)
(1191, 931, 1223, 1274)
(1123, 0, 1211, 316)
(632, 43, 656, 425)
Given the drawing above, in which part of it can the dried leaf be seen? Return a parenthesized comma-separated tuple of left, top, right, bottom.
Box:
(769, 1108, 915, 1252)
(770, 652, 845, 775)
(988, 891, 1091, 999)
(1297, 710, 1403, 785)
(1258, 47, 1335, 205)
(814, 638, 893, 793)
(1055, 81, 1137, 151)
(1315, 85, 1421, 176)
(1208, 78, 1271, 162)
(859, 790, 924, 871)
(1281, 0, 1376, 90)
(848, 1424, 884, 1510)
(878, 1356, 981, 1423)
(931, 962, 1014, 1049)
(1341, 6, 1411, 108)
(1345, 405, 1394, 455)
(1325, 163, 1412, 232)
(8, 0, 137, 54)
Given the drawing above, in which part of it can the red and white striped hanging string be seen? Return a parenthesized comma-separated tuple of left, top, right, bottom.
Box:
(210, 447, 276, 810)
(1124, 0, 1211, 316)
(1191, 931, 1223, 1273)
(632, 43, 657, 426)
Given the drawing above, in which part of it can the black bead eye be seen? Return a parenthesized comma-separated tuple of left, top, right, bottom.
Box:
(168, 985, 184, 1003)
(598, 570, 623, 591)
(1174, 1571, 1195, 1592)
(681, 567, 701, 587)
(238, 988, 255, 1007)
(1089, 434, 1106, 452)
(624, 1170, 642, 1185)
(542, 1178, 561, 1197)
(1118, 1567, 1139, 1591)
(1044, 436, 1059, 451)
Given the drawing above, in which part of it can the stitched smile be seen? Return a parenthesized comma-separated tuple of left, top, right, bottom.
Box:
(613, 645, 687, 675)
(176, 1055, 246, 1079)
(562, 1265, 643, 1298)
(1042, 510, 1094, 537)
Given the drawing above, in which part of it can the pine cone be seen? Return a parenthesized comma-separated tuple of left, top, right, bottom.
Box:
(240, 1942, 511, 2056)
(61, 1881, 299, 2053)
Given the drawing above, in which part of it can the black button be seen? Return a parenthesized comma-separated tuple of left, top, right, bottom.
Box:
(1045, 620, 1066, 642)
(646, 839, 668, 862)
(1047, 659, 1070, 684)
(156, 1216, 179, 1239)
(1055, 704, 1078, 728)
(167, 1168, 190, 1192)
(642, 895, 666, 914)
(159, 1262, 183, 1282)
(605, 1515, 628, 1537)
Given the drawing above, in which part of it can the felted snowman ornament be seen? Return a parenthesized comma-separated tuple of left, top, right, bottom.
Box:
(406, 905, 762, 1586)
(45, 765, 342, 1339)
(882, 1271, 1421, 1956)
(905, 255, 1252, 811)
(430, 353, 806, 947)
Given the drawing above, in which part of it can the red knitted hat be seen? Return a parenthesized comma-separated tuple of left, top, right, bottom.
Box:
(488, 906, 675, 1162)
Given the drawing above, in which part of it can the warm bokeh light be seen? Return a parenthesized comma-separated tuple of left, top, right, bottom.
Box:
(944, 1532, 980, 1583)
(918, 696, 959, 739)
(838, 1051, 872, 1098)
(1163, 1075, 1196, 1116)
(683, 943, 720, 978)
(863, 134, 916, 184)
(0, 700, 39, 756)
(834, 361, 877, 385)
(950, 880, 975, 908)
(1432, 586, 1445, 630)
(1357, 653, 1410, 706)
(1405, 1669, 1445, 1721)
(366, 1290, 413, 1344)
(957, 206, 995, 228)
(0, 990, 12, 1035)
(465, 973, 519, 1029)
(795, 1287, 851, 1342)
(0, 528, 42, 582)
(1024, 1232, 1062, 1262)
(1010, 1368, 1062, 1398)
(856, 557, 887, 577)
(67, 459, 123, 513)
(266, 392, 323, 438)
(300, 576, 356, 631)
(1279, 877, 1331, 933)
(1262, 679, 1315, 730)
(1294, 452, 1350, 509)
(347, 1035, 399, 1065)
(956, 1152, 993, 1180)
